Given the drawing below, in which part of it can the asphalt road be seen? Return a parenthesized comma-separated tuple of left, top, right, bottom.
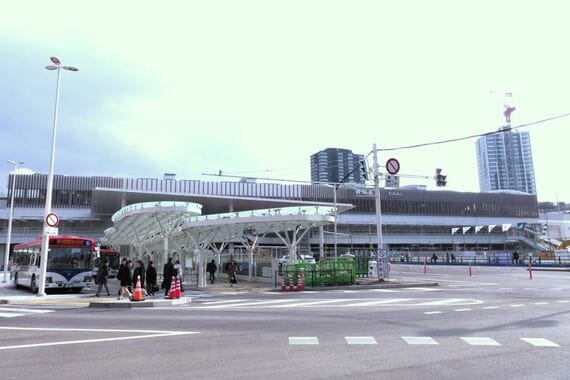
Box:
(0, 265, 569, 380)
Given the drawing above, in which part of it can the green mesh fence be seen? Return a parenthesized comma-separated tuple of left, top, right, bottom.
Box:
(283, 257, 356, 287)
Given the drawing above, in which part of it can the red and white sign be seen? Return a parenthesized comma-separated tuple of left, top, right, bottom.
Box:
(46, 213, 60, 227)
(385, 158, 400, 175)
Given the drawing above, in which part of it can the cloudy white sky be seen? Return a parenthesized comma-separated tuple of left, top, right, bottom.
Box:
(1, 0, 569, 202)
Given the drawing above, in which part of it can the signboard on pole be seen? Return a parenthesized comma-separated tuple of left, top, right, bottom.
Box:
(46, 213, 60, 227)
(385, 158, 400, 175)
(44, 226, 58, 236)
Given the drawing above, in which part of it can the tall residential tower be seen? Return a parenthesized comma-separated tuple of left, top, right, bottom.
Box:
(476, 126, 536, 194)
(310, 148, 365, 184)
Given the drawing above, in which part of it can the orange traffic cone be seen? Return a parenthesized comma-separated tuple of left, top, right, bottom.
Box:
(175, 276, 181, 299)
(288, 276, 294, 291)
(280, 277, 286, 292)
(168, 276, 177, 299)
(132, 275, 143, 301)
(297, 272, 304, 292)
(178, 276, 184, 297)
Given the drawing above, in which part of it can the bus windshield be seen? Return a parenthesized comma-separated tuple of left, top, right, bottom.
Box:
(47, 247, 92, 271)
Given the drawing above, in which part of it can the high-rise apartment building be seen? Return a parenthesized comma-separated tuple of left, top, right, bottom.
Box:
(310, 148, 365, 184)
(476, 126, 536, 194)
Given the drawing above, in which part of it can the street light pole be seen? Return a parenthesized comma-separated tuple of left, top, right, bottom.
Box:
(3, 160, 25, 283)
(372, 143, 387, 280)
(38, 57, 78, 296)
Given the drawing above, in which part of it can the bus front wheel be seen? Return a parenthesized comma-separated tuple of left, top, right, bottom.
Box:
(30, 276, 38, 294)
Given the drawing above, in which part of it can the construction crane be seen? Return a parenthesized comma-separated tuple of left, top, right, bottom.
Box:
(503, 92, 516, 124)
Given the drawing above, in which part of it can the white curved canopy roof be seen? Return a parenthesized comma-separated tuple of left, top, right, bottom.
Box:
(104, 202, 335, 249)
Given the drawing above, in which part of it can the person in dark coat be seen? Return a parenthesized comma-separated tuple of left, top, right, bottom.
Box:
(225, 258, 238, 287)
(206, 260, 217, 284)
(163, 258, 176, 296)
(146, 260, 157, 296)
(132, 260, 145, 288)
(95, 260, 110, 297)
(117, 258, 132, 300)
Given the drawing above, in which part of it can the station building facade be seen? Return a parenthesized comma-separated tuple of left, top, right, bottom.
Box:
(0, 172, 541, 270)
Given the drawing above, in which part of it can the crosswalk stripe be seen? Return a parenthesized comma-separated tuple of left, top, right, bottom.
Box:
(201, 299, 252, 305)
(289, 337, 318, 345)
(345, 336, 377, 345)
(461, 337, 501, 346)
(520, 338, 560, 347)
(402, 336, 439, 345)
(371, 289, 398, 293)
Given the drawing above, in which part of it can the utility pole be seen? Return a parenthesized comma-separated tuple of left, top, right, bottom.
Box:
(373, 143, 388, 280)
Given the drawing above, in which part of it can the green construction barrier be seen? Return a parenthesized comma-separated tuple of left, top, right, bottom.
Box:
(283, 257, 356, 287)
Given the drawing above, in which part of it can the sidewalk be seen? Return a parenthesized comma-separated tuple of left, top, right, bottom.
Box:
(0, 276, 439, 306)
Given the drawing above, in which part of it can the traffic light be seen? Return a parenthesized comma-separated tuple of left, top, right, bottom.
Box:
(435, 168, 447, 187)
(542, 223, 548, 235)
(359, 159, 368, 181)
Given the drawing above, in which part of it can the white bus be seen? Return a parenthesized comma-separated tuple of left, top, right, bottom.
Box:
(12, 236, 95, 293)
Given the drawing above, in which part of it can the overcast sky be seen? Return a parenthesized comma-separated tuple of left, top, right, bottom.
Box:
(1, 1, 569, 202)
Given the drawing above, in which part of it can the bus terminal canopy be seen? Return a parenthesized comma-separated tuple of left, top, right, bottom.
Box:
(103, 201, 336, 259)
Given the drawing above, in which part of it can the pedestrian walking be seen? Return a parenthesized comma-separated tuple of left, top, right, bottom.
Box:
(206, 259, 217, 284)
(117, 258, 132, 300)
(146, 260, 157, 296)
(95, 260, 110, 297)
(163, 258, 176, 296)
(225, 257, 238, 286)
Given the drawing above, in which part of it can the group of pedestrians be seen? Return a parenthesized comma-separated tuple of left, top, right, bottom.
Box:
(95, 258, 158, 300)
(95, 256, 239, 298)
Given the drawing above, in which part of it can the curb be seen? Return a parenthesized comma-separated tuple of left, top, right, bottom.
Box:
(89, 297, 191, 309)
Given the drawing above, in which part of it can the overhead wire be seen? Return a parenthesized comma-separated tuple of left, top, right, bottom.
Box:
(376, 112, 570, 152)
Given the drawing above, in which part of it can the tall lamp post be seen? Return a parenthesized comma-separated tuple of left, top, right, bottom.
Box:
(2, 160, 25, 283)
(38, 57, 78, 296)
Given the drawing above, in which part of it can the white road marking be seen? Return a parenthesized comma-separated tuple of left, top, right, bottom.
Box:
(407, 287, 441, 292)
(345, 336, 377, 345)
(454, 308, 471, 312)
(201, 299, 252, 305)
(0, 313, 25, 318)
(345, 298, 414, 307)
(371, 289, 398, 293)
(509, 304, 525, 308)
(205, 299, 297, 308)
(556, 300, 570, 303)
(289, 337, 318, 345)
(520, 338, 560, 347)
(423, 311, 443, 315)
(0, 327, 198, 351)
(417, 298, 482, 306)
(274, 299, 352, 308)
(461, 337, 501, 346)
(0, 307, 54, 314)
(402, 336, 439, 345)
(483, 306, 500, 310)
(533, 302, 548, 305)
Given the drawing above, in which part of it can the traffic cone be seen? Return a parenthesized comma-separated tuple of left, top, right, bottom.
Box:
(178, 276, 184, 297)
(168, 276, 176, 299)
(288, 276, 294, 291)
(280, 277, 286, 292)
(175, 276, 181, 299)
(132, 275, 143, 301)
(297, 271, 304, 291)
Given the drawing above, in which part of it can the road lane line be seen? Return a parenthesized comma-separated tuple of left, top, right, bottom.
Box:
(0, 313, 25, 318)
(345, 336, 377, 345)
(454, 308, 471, 312)
(274, 299, 353, 308)
(345, 298, 414, 307)
(461, 337, 501, 346)
(402, 336, 439, 345)
(289, 337, 318, 345)
(0, 307, 54, 314)
(423, 311, 443, 315)
(205, 299, 297, 308)
(483, 306, 500, 310)
(533, 302, 548, 305)
(509, 304, 525, 307)
(520, 338, 560, 347)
